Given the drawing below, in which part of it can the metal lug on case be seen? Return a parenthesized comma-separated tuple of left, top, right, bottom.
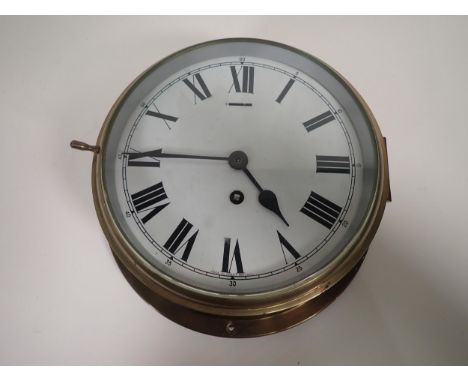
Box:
(70, 140, 100, 154)
(383, 137, 392, 202)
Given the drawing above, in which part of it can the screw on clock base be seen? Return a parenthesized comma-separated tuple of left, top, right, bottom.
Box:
(111, 250, 367, 338)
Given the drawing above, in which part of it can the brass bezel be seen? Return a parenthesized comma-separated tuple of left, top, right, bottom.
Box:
(90, 38, 390, 337)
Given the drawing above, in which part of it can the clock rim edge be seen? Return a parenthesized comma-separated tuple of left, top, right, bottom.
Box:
(90, 38, 390, 321)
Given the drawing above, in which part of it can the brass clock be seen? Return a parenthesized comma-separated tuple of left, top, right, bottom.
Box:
(71, 38, 390, 337)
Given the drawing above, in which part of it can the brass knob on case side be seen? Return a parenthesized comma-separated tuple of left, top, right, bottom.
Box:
(70, 140, 100, 154)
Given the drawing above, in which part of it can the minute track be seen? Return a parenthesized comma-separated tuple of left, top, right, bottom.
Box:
(120, 57, 358, 286)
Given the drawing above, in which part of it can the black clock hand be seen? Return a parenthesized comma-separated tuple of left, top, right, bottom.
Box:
(122, 149, 229, 161)
(243, 168, 289, 227)
(123, 148, 289, 226)
(228, 151, 289, 227)
(260, 190, 289, 227)
(242, 167, 263, 193)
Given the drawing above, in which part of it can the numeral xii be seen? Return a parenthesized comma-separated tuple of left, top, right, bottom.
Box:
(230, 66, 254, 93)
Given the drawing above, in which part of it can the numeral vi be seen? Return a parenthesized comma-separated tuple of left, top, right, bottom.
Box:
(222, 238, 244, 274)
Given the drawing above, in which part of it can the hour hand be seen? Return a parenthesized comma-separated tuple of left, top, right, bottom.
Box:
(258, 190, 289, 227)
(241, 167, 289, 227)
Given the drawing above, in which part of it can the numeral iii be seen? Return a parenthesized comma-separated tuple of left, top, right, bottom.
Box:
(316, 155, 350, 174)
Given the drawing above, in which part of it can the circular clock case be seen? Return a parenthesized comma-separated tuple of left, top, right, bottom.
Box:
(75, 38, 390, 337)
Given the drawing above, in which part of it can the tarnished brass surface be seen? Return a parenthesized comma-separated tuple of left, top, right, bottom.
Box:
(114, 251, 366, 337)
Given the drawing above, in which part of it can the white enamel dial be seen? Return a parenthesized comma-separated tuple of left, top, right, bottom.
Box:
(102, 41, 378, 294)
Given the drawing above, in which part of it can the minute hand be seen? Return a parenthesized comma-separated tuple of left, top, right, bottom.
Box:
(123, 149, 229, 161)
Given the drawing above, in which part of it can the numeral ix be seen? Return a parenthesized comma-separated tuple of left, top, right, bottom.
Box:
(127, 151, 160, 168)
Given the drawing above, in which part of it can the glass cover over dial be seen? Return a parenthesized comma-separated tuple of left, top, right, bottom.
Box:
(102, 40, 378, 294)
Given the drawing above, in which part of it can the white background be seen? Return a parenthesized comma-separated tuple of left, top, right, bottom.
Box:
(0, 16, 467, 365)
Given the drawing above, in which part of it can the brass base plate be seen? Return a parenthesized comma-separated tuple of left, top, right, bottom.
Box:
(113, 251, 365, 338)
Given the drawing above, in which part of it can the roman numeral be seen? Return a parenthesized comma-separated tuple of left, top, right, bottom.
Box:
(277, 231, 301, 263)
(275, 78, 295, 103)
(183, 73, 211, 101)
(131, 182, 169, 224)
(303, 111, 335, 132)
(127, 150, 161, 168)
(164, 219, 199, 261)
(301, 191, 342, 229)
(221, 238, 244, 273)
(128, 159, 160, 168)
(146, 110, 178, 123)
(316, 155, 350, 174)
(230, 66, 254, 93)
